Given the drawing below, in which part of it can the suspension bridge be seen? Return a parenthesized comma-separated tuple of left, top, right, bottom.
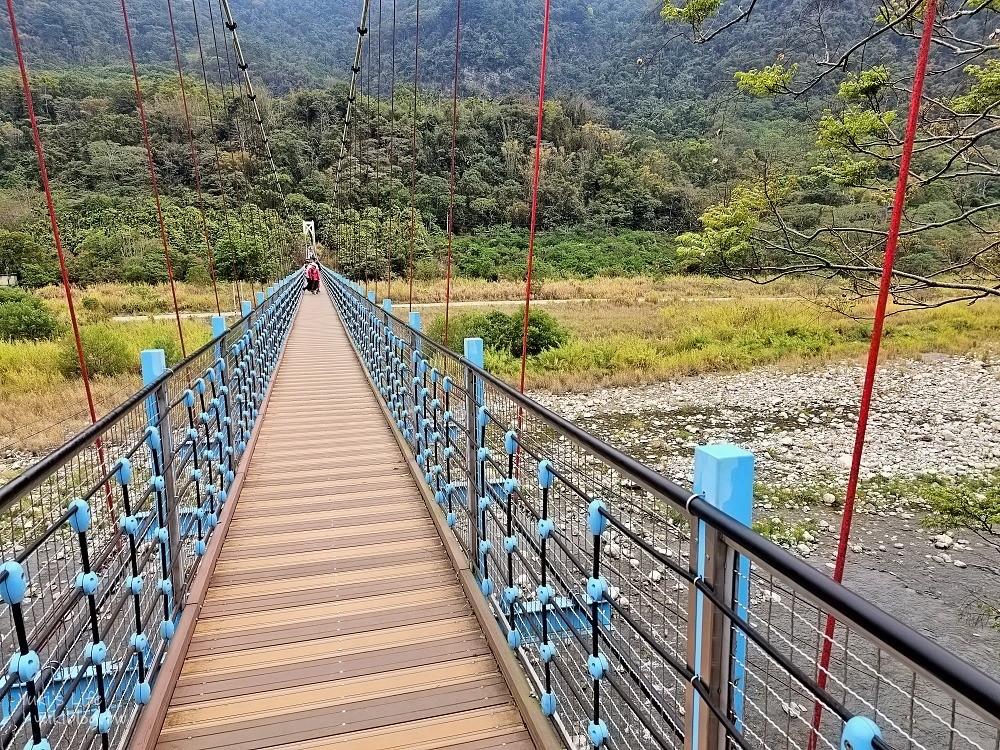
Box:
(2, 0, 1000, 748)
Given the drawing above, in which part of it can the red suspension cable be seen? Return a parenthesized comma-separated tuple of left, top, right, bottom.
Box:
(407, 0, 421, 310)
(119, 0, 187, 358)
(6, 0, 119, 524)
(386, 0, 397, 298)
(442, 0, 462, 347)
(809, 1, 938, 746)
(5, 0, 96, 423)
(518, 0, 553, 393)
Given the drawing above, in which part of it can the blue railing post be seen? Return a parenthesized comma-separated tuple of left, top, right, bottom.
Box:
(463, 337, 484, 567)
(256, 291, 265, 307)
(408, 311, 422, 353)
(141, 349, 184, 615)
(241, 300, 252, 319)
(689, 443, 754, 748)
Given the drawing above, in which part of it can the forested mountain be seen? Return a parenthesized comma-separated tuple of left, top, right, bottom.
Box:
(0, 0, 894, 133)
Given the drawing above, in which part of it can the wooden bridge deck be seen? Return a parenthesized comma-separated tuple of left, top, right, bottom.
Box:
(152, 292, 536, 750)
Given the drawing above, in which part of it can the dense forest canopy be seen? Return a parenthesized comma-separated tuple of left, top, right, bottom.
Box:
(0, 0, 993, 303)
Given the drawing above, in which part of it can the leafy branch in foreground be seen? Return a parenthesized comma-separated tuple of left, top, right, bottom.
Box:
(662, 0, 1000, 311)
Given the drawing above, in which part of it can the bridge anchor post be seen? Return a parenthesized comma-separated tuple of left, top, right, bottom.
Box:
(686, 444, 753, 750)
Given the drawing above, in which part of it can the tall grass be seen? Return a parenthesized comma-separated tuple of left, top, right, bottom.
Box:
(403, 275, 822, 304)
(0, 318, 212, 454)
(427, 297, 1000, 392)
(36, 281, 241, 320)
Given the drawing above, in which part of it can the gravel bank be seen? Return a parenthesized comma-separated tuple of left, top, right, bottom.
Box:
(534, 353, 1000, 675)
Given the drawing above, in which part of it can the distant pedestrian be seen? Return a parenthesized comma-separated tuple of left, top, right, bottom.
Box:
(307, 262, 320, 294)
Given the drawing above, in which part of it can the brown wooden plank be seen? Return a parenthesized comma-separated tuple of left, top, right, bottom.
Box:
(265, 708, 529, 750)
(151, 291, 536, 750)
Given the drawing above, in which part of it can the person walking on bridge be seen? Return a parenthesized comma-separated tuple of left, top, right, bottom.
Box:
(306, 261, 321, 294)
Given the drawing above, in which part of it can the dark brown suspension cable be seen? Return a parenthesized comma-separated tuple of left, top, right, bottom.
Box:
(519, 0, 552, 394)
(407, 0, 421, 309)
(214, 0, 255, 297)
(442, 0, 462, 348)
(221, 0, 284, 283)
(192, 0, 239, 309)
(386, 0, 397, 297)
(165, 0, 222, 315)
(119, 0, 187, 357)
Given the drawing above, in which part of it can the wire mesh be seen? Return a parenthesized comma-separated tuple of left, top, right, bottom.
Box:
(0, 274, 301, 750)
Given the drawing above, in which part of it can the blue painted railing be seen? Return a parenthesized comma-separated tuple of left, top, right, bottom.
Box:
(324, 267, 1000, 750)
(0, 272, 302, 750)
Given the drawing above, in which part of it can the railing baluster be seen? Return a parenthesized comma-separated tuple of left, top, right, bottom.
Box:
(587, 499, 611, 746)
(535, 456, 556, 717)
(0, 561, 45, 749)
(67, 498, 112, 747)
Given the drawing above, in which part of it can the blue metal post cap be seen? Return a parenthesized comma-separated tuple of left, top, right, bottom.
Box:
(588, 719, 610, 747)
(76, 572, 100, 596)
(540, 691, 556, 717)
(537, 519, 555, 539)
(587, 576, 608, 601)
(587, 652, 610, 680)
(91, 710, 112, 734)
(0, 561, 28, 604)
(503, 536, 518, 553)
(446, 512, 456, 527)
(23, 738, 51, 750)
(183, 389, 195, 407)
(502, 586, 521, 605)
(68, 498, 91, 533)
(504, 431, 517, 455)
(537, 585, 555, 605)
(537, 460, 554, 489)
(588, 500, 608, 536)
(480, 577, 494, 596)
(842, 717, 882, 750)
(539, 641, 556, 662)
(8, 650, 39, 681)
(507, 629, 522, 649)
(130, 633, 149, 651)
(114, 458, 132, 485)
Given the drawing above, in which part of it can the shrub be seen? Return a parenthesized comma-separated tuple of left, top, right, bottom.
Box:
(58, 325, 132, 378)
(429, 308, 569, 357)
(0, 289, 62, 341)
(146, 333, 183, 367)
